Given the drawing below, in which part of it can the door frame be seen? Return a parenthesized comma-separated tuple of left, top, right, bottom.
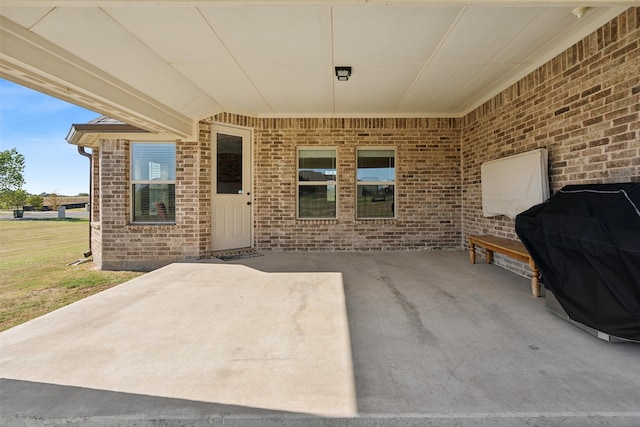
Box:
(211, 123, 253, 251)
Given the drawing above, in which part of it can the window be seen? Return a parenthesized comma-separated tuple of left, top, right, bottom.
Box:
(357, 148, 395, 219)
(131, 142, 176, 223)
(216, 132, 243, 194)
(297, 148, 337, 219)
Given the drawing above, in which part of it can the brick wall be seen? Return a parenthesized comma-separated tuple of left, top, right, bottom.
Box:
(95, 138, 203, 270)
(89, 146, 102, 268)
(197, 122, 212, 257)
(461, 7, 640, 278)
(211, 115, 462, 251)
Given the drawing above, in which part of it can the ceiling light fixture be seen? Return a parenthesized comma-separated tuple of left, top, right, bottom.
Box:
(335, 66, 352, 81)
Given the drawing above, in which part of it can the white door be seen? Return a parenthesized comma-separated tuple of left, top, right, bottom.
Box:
(212, 126, 252, 251)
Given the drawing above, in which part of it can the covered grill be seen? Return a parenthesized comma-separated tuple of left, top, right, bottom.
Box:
(516, 183, 640, 342)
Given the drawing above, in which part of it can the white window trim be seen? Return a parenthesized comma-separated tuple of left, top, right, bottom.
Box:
(356, 146, 397, 220)
(296, 146, 338, 220)
(130, 141, 177, 224)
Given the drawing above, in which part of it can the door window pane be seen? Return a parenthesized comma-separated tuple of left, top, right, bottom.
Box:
(217, 133, 243, 194)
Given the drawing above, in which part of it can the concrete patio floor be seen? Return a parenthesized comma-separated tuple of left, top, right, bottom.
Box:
(1, 251, 639, 426)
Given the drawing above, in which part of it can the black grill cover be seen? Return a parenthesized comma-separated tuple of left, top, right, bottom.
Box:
(515, 183, 640, 341)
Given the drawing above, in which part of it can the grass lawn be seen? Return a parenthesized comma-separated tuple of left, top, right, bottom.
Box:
(0, 219, 143, 331)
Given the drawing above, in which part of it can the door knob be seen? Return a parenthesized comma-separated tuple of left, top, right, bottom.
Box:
(247, 201, 252, 205)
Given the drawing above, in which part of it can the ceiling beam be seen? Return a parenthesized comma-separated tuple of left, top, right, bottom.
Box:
(0, 15, 201, 138)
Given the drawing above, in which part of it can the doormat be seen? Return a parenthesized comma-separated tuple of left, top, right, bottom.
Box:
(214, 249, 262, 261)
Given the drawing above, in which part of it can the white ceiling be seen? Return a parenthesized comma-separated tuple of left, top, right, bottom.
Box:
(0, 1, 634, 138)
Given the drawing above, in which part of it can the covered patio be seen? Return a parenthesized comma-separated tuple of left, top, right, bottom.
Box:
(1, 2, 639, 425)
(2, 252, 639, 426)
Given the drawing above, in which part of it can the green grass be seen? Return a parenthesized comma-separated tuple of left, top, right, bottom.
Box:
(0, 219, 143, 331)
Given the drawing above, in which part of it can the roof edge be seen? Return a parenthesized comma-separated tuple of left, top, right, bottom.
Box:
(66, 122, 149, 146)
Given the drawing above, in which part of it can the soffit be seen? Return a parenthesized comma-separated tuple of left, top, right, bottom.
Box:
(0, 1, 633, 138)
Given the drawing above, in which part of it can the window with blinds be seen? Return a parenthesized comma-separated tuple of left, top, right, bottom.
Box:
(131, 143, 176, 223)
(297, 148, 337, 219)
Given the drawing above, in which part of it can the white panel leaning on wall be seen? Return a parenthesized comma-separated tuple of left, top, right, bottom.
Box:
(481, 148, 550, 219)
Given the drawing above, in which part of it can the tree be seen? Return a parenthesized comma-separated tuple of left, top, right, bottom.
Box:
(0, 148, 26, 193)
(48, 191, 61, 211)
(2, 189, 28, 210)
(27, 194, 44, 210)
(0, 149, 27, 212)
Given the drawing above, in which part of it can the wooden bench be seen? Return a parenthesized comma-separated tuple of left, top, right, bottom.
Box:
(468, 234, 541, 297)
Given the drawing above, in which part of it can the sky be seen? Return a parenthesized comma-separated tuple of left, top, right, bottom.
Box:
(0, 78, 101, 196)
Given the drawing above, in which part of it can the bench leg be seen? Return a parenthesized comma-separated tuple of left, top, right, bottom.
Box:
(485, 250, 493, 264)
(529, 259, 541, 297)
(469, 241, 476, 264)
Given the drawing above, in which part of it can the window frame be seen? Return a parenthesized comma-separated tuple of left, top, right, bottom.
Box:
(296, 147, 338, 220)
(130, 141, 177, 224)
(356, 146, 397, 220)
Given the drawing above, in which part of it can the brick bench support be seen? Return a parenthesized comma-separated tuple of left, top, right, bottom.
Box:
(468, 234, 541, 297)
